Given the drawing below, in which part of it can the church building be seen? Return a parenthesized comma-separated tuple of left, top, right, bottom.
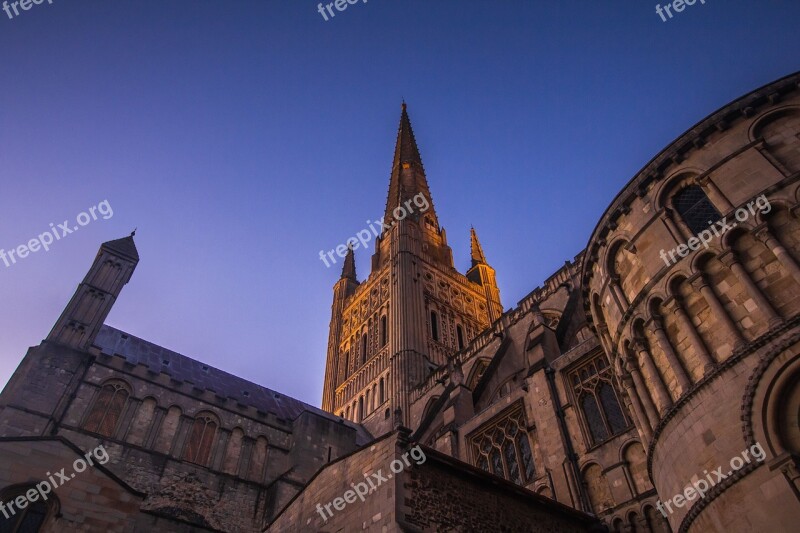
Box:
(2, 72, 800, 532)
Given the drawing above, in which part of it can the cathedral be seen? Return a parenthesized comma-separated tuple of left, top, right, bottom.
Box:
(2, 71, 800, 533)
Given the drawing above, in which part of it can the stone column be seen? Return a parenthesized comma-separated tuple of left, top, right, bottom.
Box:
(699, 177, 735, 213)
(663, 207, 689, 243)
(625, 353, 660, 431)
(647, 315, 692, 395)
(633, 336, 673, 413)
(609, 276, 629, 315)
(755, 225, 800, 287)
(597, 322, 614, 354)
(619, 370, 653, 443)
(690, 273, 746, 351)
(665, 296, 716, 374)
(719, 250, 782, 328)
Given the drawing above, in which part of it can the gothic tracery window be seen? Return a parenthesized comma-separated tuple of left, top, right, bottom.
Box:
(469, 403, 536, 486)
(183, 412, 219, 466)
(673, 184, 721, 235)
(570, 354, 630, 446)
(83, 380, 130, 437)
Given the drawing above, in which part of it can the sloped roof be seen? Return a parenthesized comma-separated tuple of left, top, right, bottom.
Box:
(94, 325, 372, 444)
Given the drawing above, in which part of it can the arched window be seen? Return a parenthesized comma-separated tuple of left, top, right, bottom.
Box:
(457, 325, 465, 350)
(467, 360, 490, 389)
(358, 396, 364, 421)
(343, 349, 350, 379)
(0, 484, 57, 532)
(365, 389, 371, 414)
(431, 311, 439, 341)
(628, 512, 640, 533)
(644, 505, 673, 533)
(379, 377, 385, 404)
(380, 315, 388, 346)
(493, 380, 513, 401)
(569, 354, 630, 446)
(361, 333, 368, 363)
(183, 412, 219, 466)
(674, 184, 721, 235)
(469, 403, 536, 485)
(83, 380, 130, 437)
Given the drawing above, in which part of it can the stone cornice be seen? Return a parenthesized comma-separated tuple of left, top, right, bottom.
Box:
(581, 71, 800, 292)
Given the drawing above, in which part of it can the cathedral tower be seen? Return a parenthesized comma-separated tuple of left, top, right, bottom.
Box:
(322, 105, 503, 435)
(47, 233, 139, 350)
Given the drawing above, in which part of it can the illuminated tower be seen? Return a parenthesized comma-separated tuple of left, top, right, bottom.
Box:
(322, 104, 502, 435)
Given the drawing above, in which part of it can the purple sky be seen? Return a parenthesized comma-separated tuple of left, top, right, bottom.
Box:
(1, 0, 799, 407)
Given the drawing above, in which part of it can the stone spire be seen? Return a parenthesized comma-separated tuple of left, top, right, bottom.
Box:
(470, 227, 487, 267)
(341, 244, 356, 281)
(383, 103, 438, 229)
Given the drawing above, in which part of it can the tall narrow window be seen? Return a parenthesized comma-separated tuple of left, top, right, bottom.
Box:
(569, 354, 630, 446)
(381, 315, 388, 346)
(358, 397, 364, 422)
(361, 332, 368, 363)
(0, 485, 54, 532)
(674, 184, 721, 235)
(83, 380, 130, 438)
(343, 349, 350, 379)
(183, 412, 219, 466)
(379, 377, 385, 404)
(431, 311, 439, 341)
(457, 325, 465, 350)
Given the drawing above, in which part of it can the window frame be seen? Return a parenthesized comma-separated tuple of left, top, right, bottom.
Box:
(673, 184, 722, 236)
(467, 402, 538, 486)
(0, 483, 59, 532)
(82, 379, 131, 438)
(566, 351, 632, 449)
(182, 411, 220, 467)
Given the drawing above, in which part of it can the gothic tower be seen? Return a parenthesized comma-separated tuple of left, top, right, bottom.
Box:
(47, 233, 139, 350)
(322, 105, 503, 435)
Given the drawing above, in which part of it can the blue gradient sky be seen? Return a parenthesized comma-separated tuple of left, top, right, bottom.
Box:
(1, 0, 798, 406)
